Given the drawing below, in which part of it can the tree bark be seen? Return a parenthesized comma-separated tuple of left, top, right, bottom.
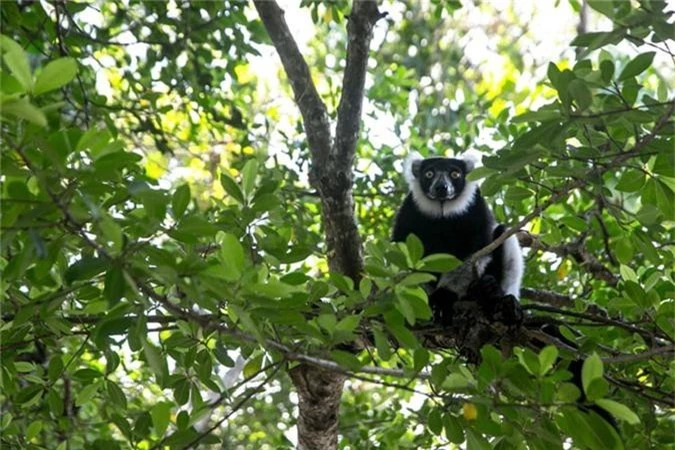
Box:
(289, 366, 347, 450)
(253, 1, 384, 448)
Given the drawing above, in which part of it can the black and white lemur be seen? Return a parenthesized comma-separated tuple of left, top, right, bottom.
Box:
(392, 152, 618, 431)
(392, 151, 523, 323)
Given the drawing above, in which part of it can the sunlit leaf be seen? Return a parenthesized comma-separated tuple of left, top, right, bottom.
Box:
(33, 57, 78, 95)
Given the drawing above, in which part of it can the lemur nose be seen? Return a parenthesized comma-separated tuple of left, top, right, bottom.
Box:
(434, 184, 448, 196)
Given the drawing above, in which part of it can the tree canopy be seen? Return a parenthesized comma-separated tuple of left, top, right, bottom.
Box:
(1, 1, 674, 449)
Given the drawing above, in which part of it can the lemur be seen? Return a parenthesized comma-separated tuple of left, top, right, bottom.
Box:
(392, 152, 523, 323)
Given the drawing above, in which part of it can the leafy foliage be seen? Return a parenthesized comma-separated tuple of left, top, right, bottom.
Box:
(1, 1, 673, 449)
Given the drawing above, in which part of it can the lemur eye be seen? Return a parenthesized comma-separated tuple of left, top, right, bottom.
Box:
(450, 171, 461, 179)
(424, 170, 434, 179)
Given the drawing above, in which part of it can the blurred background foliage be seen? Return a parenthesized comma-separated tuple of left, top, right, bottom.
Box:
(1, 0, 673, 449)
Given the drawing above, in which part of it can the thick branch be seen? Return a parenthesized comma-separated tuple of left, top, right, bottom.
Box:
(252, 0, 332, 168)
(334, 1, 385, 171)
(253, 1, 385, 282)
(312, 0, 385, 281)
(521, 288, 573, 307)
(251, 4, 385, 448)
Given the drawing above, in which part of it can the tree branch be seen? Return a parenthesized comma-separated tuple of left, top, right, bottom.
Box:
(521, 288, 573, 307)
(523, 303, 671, 342)
(252, 0, 332, 169)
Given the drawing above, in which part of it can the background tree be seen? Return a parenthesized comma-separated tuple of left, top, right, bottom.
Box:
(1, 1, 673, 449)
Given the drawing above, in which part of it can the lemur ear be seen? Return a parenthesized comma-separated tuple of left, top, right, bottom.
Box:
(404, 151, 424, 185)
(458, 150, 482, 173)
(412, 160, 422, 177)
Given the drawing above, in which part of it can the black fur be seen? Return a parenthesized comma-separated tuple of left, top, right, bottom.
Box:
(392, 191, 493, 260)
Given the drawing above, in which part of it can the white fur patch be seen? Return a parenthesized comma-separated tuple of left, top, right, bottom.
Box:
(403, 151, 424, 186)
(499, 233, 524, 298)
(459, 150, 482, 171)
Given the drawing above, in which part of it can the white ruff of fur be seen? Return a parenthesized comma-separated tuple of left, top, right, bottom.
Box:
(403, 151, 424, 186)
(499, 233, 524, 298)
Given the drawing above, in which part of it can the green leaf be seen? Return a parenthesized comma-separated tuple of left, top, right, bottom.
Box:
(73, 368, 104, 382)
(512, 122, 564, 150)
(465, 166, 496, 181)
(581, 353, 603, 395)
(588, 0, 614, 18)
(618, 52, 655, 81)
(1, 98, 47, 127)
(428, 409, 443, 435)
(396, 294, 417, 326)
(143, 340, 167, 386)
(420, 253, 461, 272)
(1, 45, 31, 91)
(397, 286, 432, 321)
(442, 414, 464, 444)
(505, 186, 535, 202)
(466, 429, 491, 450)
(405, 234, 424, 265)
(76, 383, 99, 407)
(613, 238, 634, 265)
(330, 350, 362, 371)
(106, 380, 128, 410)
(556, 382, 581, 402)
(151, 402, 172, 437)
(138, 190, 168, 222)
(26, 420, 43, 441)
(385, 320, 419, 349)
(585, 377, 609, 401)
(48, 356, 64, 383)
(515, 348, 540, 376)
(568, 79, 592, 110)
(511, 109, 561, 124)
(364, 262, 393, 277)
(538, 345, 559, 376)
(600, 60, 614, 83)
(220, 173, 245, 204)
(399, 272, 436, 286)
(218, 232, 245, 277)
(172, 184, 191, 218)
(77, 127, 112, 153)
(241, 159, 258, 198)
(65, 257, 108, 284)
(173, 379, 190, 406)
(99, 216, 123, 255)
(619, 264, 638, 282)
(317, 313, 337, 334)
(358, 277, 372, 299)
(373, 327, 392, 360)
(14, 361, 35, 372)
(615, 170, 645, 192)
(46, 389, 64, 416)
(330, 272, 354, 292)
(33, 57, 78, 95)
(335, 315, 360, 334)
(413, 348, 429, 372)
(103, 267, 125, 306)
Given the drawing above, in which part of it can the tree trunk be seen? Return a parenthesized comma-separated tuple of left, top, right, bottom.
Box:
(253, 1, 384, 447)
(289, 366, 347, 450)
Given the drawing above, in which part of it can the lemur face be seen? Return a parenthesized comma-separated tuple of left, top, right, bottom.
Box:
(412, 158, 471, 201)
